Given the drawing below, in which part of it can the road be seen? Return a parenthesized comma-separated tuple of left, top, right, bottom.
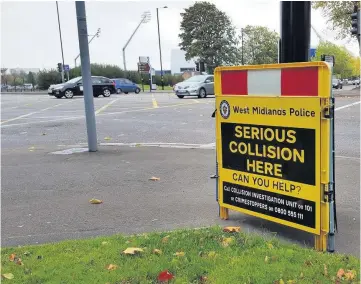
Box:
(1, 91, 360, 257)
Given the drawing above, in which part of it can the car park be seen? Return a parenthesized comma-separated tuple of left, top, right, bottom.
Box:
(173, 75, 214, 98)
(112, 78, 141, 94)
(48, 76, 116, 98)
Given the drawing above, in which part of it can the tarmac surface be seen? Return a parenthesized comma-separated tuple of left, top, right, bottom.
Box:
(1, 91, 360, 257)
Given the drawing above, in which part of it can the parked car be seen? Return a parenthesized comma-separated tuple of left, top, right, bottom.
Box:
(48, 76, 116, 99)
(352, 79, 360, 85)
(173, 75, 214, 98)
(23, 83, 33, 90)
(112, 78, 141, 94)
(332, 79, 343, 89)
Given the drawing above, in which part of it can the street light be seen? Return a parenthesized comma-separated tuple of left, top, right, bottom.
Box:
(74, 28, 101, 67)
(56, 1, 65, 83)
(122, 11, 151, 71)
(156, 6, 168, 90)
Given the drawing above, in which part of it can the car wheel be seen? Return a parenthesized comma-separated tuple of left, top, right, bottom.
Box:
(198, 88, 207, 98)
(117, 88, 122, 94)
(103, 89, 111, 97)
(64, 89, 74, 99)
(340, 85, 343, 89)
(124, 92, 129, 94)
(177, 95, 184, 99)
(135, 88, 140, 94)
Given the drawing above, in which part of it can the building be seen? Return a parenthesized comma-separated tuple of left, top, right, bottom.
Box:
(154, 70, 171, 76)
(170, 49, 195, 75)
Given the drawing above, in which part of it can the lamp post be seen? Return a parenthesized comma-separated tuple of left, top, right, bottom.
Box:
(56, 1, 65, 83)
(122, 11, 151, 71)
(156, 6, 167, 90)
(74, 28, 101, 67)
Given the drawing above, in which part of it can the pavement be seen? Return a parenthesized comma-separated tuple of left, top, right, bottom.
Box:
(1, 91, 360, 257)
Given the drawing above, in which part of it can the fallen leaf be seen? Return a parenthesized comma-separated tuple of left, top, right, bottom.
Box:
(271, 256, 278, 261)
(123, 247, 144, 255)
(304, 260, 313, 266)
(2, 273, 14, 280)
(264, 256, 269, 263)
(125, 240, 132, 244)
(287, 280, 296, 284)
(101, 241, 109, 245)
(174, 251, 185, 257)
(161, 235, 170, 243)
(267, 243, 274, 249)
(199, 276, 208, 283)
(279, 280, 284, 284)
(106, 264, 118, 271)
(149, 176, 160, 181)
(23, 251, 31, 256)
(104, 137, 111, 141)
(344, 270, 356, 280)
(208, 251, 217, 258)
(299, 272, 304, 279)
(89, 198, 103, 204)
(337, 268, 345, 279)
(223, 226, 241, 233)
(153, 249, 162, 255)
(9, 253, 16, 261)
(221, 237, 234, 247)
(16, 258, 23, 265)
(157, 270, 174, 282)
(323, 264, 328, 276)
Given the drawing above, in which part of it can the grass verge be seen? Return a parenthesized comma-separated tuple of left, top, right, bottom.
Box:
(1, 226, 359, 283)
(141, 85, 173, 91)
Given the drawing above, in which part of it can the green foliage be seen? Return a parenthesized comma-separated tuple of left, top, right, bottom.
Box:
(36, 64, 184, 89)
(313, 41, 355, 78)
(312, 1, 360, 40)
(26, 72, 36, 85)
(241, 26, 279, 65)
(179, 1, 240, 73)
(37, 69, 62, 89)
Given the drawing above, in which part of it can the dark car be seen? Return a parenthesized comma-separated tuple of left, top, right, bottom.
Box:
(112, 78, 141, 94)
(332, 79, 343, 89)
(48, 76, 116, 99)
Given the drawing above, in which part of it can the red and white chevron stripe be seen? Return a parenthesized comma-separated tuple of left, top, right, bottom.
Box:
(220, 67, 319, 97)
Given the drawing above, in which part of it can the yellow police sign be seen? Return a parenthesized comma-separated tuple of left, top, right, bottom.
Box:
(215, 62, 332, 238)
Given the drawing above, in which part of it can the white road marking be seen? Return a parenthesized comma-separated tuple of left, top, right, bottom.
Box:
(95, 98, 119, 115)
(335, 155, 360, 161)
(0, 101, 73, 125)
(1, 101, 209, 128)
(335, 101, 361, 111)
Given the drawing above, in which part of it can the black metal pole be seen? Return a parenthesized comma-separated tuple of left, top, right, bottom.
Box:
(156, 8, 164, 90)
(56, 1, 65, 82)
(280, 1, 311, 63)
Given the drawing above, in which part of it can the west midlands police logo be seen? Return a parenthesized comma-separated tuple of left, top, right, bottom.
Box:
(220, 100, 230, 119)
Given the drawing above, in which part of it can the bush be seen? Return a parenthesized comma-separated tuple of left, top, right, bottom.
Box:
(37, 64, 185, 89)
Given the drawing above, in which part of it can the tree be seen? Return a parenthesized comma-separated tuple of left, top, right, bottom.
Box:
(241, 26, 279, 65)
(351, 56, 360, 77)
(312, 41, 355, 78)
(10, 69, 20, 86)
(37, 69, 61, 89)
(27, 71, 36, 86)
(179, 2, 239, 73)
(312, 1, 360, 40)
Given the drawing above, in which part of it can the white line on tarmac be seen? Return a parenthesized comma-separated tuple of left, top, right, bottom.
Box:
(95, 98, 120, 115)
(335, 101, 361, 111)
(0, 101, 209, 128)
(335, 155, 360, 161)
(0, 101, 73, 125)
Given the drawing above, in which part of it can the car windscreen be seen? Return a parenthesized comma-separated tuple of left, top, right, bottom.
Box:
(67, 77, 82, 84)
(184, 76, 207, 83)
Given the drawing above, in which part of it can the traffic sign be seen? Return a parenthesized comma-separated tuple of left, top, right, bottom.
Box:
(138, 62, 150, 73)
(63, 64, 70, 71)
(215, 62, 334, 250)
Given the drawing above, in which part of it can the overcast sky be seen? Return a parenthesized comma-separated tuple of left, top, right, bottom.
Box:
(1, 0, 359, 71)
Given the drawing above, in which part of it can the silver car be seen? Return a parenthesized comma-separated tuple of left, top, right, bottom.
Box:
(173, 75, 214, 98)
